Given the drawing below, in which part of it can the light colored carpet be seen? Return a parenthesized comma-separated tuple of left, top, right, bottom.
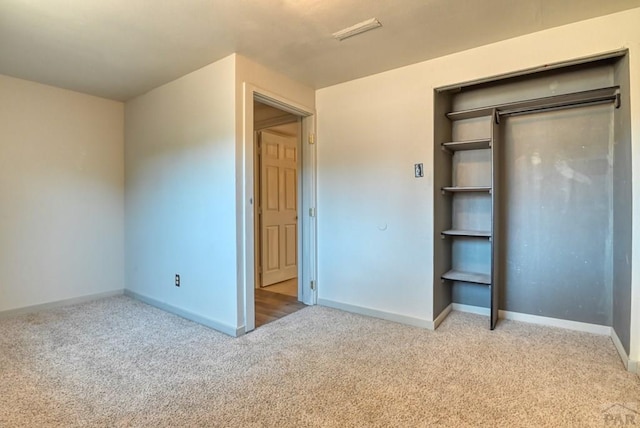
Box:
(1, 296, 638, 427)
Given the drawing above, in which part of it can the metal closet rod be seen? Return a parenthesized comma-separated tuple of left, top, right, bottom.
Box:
(447, 86, 621, 122)
(497, 87, 621, 121)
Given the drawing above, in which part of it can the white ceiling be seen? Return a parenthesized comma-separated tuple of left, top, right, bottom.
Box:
(1, 0, 639, 101)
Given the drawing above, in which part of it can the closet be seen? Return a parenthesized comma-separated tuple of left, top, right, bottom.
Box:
(433, 50, 632, 347)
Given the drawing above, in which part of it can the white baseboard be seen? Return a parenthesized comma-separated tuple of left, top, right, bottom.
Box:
(499, 309, 612, 335)
(611, 329, 631, 371)
(430, 304, 452, 330)
(124, 290, 243, 337)
(450, 303, 611, 336)
(451, 303, 490, 316)
(0, 289, 125, 318)
(611, 330, 640, 375)
(317, 298, 431, 329)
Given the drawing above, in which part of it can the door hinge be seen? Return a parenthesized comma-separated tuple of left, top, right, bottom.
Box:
(309, 207, 316, 217)
(310, 280, 316, 290)
(308, 133, 315, 145)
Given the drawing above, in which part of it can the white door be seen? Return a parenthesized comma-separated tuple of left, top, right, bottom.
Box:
(260, 131, 298, 286)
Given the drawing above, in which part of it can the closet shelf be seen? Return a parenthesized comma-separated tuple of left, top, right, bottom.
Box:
(446, 107, 495, 121)
(441, 229, 491, 238)
(446, 86, 620, 122)
(442, 138, 491, 151)
(442, 270, 491, 285)
(442, 186, 491, 193)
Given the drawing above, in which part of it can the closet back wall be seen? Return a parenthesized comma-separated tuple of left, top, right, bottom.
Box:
(500, 103, 613, 324)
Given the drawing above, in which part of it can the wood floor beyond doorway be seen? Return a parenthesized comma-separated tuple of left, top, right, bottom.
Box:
(263, 278, 297, 297)
(255, 280, 305, 328)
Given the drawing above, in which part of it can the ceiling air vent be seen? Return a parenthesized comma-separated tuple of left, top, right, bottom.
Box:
(332, 18, 382, 41)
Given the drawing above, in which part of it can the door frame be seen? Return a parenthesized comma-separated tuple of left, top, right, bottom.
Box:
(241, 83, 317, 333)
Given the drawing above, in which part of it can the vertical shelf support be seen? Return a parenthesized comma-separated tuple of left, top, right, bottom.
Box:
(490, 109, 500, 330)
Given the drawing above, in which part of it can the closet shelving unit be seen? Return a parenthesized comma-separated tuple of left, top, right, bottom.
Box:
(439, 86, 620, 330)
(440, 109, 499, 329)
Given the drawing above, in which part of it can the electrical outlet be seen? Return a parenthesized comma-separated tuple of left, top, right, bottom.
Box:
(175, 274, 180, 287)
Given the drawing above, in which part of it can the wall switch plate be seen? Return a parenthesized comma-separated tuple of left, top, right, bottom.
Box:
(175, 274, 180, 287)
(414, 163, 424, 178)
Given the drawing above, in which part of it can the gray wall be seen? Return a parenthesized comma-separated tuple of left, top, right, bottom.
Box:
(501, 104, 613, 324)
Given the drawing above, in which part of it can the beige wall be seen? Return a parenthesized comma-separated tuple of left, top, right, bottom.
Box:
(235, 55, 315, 110)
(124, 53, 315, 335)
(124, 55, 239, 334)
(0, 74, 124, 311)
(316, 8, 640, 363)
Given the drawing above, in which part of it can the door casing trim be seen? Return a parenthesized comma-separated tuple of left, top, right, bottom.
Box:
(240, 83, 317, 333)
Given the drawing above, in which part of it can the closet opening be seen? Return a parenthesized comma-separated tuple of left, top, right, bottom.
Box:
(433, 50, 631, 349)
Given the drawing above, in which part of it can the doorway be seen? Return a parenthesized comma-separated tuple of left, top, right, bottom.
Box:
(241, 84, 317, 333)
(254, 104, 306, 327)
